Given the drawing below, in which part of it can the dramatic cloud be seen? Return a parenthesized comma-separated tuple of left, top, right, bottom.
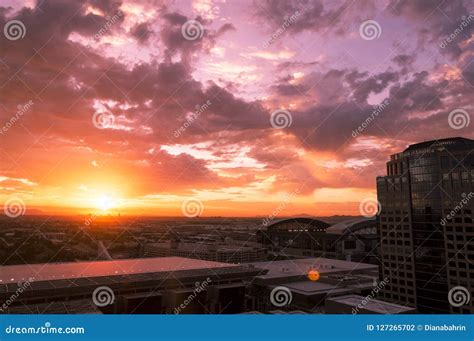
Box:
(0, 0, 473, 216)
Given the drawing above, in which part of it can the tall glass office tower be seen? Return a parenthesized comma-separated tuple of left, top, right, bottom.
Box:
(376, 137, 473, 314)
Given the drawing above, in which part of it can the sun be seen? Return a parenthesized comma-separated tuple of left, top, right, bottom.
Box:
(96, 195, 115, 212)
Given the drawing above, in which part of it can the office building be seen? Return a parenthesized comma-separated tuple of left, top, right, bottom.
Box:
(376, 137, 474, 313)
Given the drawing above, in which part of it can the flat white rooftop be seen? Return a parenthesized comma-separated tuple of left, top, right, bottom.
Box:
(250, 258, 377, 280)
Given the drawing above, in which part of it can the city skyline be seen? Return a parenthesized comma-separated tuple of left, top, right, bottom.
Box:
(1, 0, 473, 217)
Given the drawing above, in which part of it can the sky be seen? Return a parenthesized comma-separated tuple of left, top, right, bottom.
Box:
(0, 0, 473, 217)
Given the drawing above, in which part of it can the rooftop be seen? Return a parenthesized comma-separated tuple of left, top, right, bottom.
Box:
(278, 281, 353, 296)
(250, 258, 377, 281)
(327, 294, 416, 314)
(403, 137, 474, 152)
(265, 217, 330, 231)
(325, 217, 376, 235)
(0, 257, 239, 284)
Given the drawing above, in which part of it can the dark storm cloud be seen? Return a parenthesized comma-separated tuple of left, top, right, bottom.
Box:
(131, 22, 153, 44)
(159, 10, 235, 64)
(89, 0, 123, 14)
(350, 71, 399, 103)
(388, 0, 473, 58)
(392, 54, 415, 67)
(253, 0, 377, 35)
(266, 63, 469, 153)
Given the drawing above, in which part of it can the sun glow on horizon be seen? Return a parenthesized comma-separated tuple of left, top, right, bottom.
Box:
(95, 195, 117, 212)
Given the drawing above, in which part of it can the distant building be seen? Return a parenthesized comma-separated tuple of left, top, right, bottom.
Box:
(0, 257, 263, 314)
(42, 232, 68, 243)
(257, 217, 378, 264)
(377, 137, 474, 314)
(141, 240, 267, 263)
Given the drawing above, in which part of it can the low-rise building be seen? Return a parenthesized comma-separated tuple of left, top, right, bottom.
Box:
(247, 258, 410, 313)
(0, 257, 263, 314)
